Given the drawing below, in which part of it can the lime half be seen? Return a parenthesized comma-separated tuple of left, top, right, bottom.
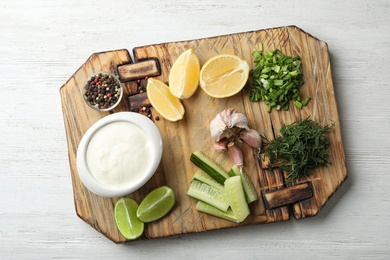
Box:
(114, 198, 144, 240)
(136, 186, 176, 223)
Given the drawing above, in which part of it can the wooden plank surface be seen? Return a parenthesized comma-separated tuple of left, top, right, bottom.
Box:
(60, 26, 347, 243)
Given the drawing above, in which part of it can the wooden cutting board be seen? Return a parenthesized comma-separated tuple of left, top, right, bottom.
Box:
(60, 26, 347, 243)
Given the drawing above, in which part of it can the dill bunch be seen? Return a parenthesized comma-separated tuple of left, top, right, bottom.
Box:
(264, 118, 334, 182)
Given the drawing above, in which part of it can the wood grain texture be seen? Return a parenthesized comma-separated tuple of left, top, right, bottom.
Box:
(60, 26, 347, 243)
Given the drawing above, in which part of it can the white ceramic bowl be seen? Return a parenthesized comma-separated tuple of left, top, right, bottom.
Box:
(76, 112, 163, 197)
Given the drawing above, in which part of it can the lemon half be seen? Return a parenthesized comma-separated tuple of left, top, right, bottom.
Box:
(199, 54, 249, 98)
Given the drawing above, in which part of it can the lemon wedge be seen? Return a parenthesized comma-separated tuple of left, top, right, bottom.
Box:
(169, 49, 200, 99)
(146, 78, 185, 122)
(199, 54, 249, 98)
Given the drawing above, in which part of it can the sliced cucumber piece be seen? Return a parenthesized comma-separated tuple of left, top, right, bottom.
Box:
(193, 171, 224, 191)
(187, 180, 229, 212)
(229, 164, 259, 203)
(196, 201, 239, 223)
(228, 167, 236, 177)
(228, 164, 240, 177)
(224, 176, 250, 223)
(190, 151, 230, 185)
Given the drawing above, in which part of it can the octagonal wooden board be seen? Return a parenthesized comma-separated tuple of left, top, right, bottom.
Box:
(60, 26, 347, 243)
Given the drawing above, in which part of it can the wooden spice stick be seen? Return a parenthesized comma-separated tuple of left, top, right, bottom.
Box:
(262, 182, 313, 210)
(128, 92, 150, 111)
(118, 58, 161, 82)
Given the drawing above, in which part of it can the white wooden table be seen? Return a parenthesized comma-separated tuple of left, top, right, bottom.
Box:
(1, 0, 389, 258)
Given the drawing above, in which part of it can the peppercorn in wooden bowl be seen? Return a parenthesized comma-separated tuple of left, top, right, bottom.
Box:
(82, 71, 123, 111)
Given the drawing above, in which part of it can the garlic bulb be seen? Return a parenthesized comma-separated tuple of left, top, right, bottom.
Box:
(210, 108, 262, 167)
(210, 108, 249, 141)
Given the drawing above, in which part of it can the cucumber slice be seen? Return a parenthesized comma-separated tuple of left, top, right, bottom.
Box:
(224, 176, 250, 222)
(193, 171, 224, 191)
(228, 164, 239, 177)
(196, 201, 239, 223)
(228, 168, 236, 177)
(229, 164, 259, 203)
(190, 151, 230, 184)
(187, 180, 229, 212)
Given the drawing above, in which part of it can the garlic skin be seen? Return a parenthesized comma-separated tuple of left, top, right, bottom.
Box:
(210, 108, 249, 141)
(210, 113, 228, 141)
(227, 110, 249, 130)
(239, 129, 262, 149)
(227, 142, 244, 167)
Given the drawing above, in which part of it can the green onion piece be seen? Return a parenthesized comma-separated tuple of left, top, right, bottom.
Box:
(294, 100, 303, 109)
(268, 92, 277, 101)
(258, 43, 263, 52)
(273, 80, 284, 86)
(302, 97, 311, 106)
(275, 89, 284, 97)
(261, 67, 272, 74)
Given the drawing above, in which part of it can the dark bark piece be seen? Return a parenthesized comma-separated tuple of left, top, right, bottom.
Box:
(118, 58, 161, 82)
(263, 182, 313, 210)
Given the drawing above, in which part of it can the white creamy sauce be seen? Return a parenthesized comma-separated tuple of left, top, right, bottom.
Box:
(86, 121, 152, 189)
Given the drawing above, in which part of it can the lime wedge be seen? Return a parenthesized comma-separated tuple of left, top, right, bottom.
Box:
(114, 198, 144, 240)
(136, 186, 176, 223)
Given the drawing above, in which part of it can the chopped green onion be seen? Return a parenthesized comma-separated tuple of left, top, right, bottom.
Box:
(294, 100, 303, 109)
(261, 67, 272, 74)
(273, 80, 284, 86)
(302, 97, 311, 106)
(268, 92, 277, 101)
(247, 45, 309, 112)
(258, 43, 263, 52)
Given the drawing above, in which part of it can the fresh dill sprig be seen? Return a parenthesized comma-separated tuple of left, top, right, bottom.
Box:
(264, 118, 334, 182)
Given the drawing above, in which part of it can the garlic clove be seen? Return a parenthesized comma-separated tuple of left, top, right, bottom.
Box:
(239, 129, 262, 149)
(227, 142, 244, 167)
(214, 139, 228, 150)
